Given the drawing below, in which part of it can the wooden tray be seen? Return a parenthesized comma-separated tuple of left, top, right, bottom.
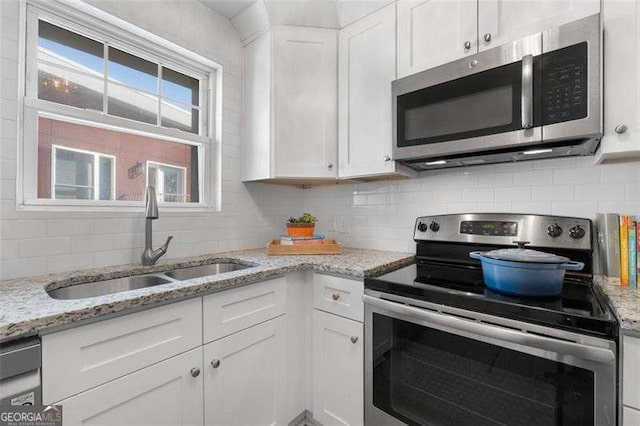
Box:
(266, 239, 342, 255)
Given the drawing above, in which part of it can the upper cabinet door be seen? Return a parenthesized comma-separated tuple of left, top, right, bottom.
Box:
(597, 0, 640, 162)
(478, 0, 600, 51)
(338, 3, 398, 178)
(273, 26, 338, 179)
(397, 0, 477, 78)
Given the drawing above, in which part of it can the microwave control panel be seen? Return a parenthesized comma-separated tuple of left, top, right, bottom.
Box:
(541, 42, 588, 125)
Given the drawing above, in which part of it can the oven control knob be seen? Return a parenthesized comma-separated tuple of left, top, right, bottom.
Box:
(569, 225, 586, 239)
(547, 224, 563, 238)
(417, 222, 428, 232)
(429, 222, 440, 232)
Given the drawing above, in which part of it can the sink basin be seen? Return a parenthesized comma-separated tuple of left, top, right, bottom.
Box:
(163, 263, 251, 281)
(47, 274, 172, 300)
(46, 262, 253, 300)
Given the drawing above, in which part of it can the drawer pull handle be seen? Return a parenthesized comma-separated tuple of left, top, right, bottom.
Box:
(190, 367, 201, 377)
(615, 124, 628, 134)
(350, 336, 358, 344)
(332, 293, 340, 301)
(211, 359, 221, 368)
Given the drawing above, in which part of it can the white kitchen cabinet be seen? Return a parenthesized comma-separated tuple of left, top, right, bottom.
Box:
(312, 309, 363, 426)
(56, 348, 203, 426)
(42, 297, 202, 403)
(243, 26, 338, 183)
(204, 315, 287, 426)
(596, 0, 640, 162)
(477, 0, 599, 51)
(397, 0, 477, 78)
(625, 406, 640, 426)
(339, 4, 414, 179)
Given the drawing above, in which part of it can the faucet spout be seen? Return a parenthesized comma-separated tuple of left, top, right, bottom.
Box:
(141, 186, 172, 266)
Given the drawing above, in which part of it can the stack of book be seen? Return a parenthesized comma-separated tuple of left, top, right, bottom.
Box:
(596, 214, 639, 287)
(280, 235, 326, 246)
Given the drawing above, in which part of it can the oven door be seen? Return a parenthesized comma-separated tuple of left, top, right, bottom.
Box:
(392, 33, 542, 162)
(364, 293, 616, 426)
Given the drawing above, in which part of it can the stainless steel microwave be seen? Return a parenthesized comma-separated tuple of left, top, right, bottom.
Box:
(392, 14, 602, 171)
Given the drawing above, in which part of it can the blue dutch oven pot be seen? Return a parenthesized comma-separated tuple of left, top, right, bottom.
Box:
(470, 241, 584, 297)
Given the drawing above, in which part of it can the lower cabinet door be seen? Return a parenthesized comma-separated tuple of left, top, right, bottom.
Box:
(56, 348, 203, 426)
(312, 309, 363, 426)
(203, 315, 286, 426)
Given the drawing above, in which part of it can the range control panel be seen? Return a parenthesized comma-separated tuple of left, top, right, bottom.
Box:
(414, 213, 592, 250)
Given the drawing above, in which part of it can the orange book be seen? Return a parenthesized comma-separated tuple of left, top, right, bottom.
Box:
(621, 215, 630, 286)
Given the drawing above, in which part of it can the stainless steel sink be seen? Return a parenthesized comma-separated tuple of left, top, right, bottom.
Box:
(163, 263, 250, 281)
(47, 274, 172, 300)
(46, 262, 253, 300)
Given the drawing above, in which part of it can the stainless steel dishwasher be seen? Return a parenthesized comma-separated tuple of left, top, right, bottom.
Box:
(0, 337, 41, 406)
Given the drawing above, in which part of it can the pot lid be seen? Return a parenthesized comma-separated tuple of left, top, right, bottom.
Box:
(479, 241, 571, 264)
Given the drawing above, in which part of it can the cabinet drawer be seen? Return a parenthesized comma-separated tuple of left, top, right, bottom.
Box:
(203, 277, 287, 343)
(56, 348, 203, 426)
(42, 297, 202, 404)
(624, 335, 640, 409)
(313, 274, 363, 322)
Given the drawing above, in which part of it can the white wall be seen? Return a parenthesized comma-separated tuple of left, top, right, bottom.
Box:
(0, 0, 304, 280)
(304, 157, 640, 253)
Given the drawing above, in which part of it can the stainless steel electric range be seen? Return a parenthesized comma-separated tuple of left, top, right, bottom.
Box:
(364, 213, 618, 426)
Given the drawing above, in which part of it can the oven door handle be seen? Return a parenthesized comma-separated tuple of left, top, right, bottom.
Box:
(521, 54, 534, 129)
(363, 295, 615, 365)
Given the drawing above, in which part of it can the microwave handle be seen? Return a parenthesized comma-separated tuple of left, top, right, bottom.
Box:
(521, 54, 534, 129)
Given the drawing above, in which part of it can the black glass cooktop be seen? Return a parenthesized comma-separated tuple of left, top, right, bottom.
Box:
(365, 262, 618, 338)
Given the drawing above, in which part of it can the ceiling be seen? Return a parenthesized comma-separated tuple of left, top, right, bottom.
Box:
(201, 0, 393, 28)
(201, 0, 256, 19)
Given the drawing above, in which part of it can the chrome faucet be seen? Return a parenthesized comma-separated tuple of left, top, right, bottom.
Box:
(141, 186, 173, 266)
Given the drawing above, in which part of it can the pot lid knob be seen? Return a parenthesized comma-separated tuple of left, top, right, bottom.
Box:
(512, 241, 530, 249)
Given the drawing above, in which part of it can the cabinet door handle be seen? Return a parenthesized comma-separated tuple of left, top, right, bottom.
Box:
(332, 293, 340, 301)
(383, 155, 391, 162)
(190, 367, 201, 377)
(483, 33, 492, 43)
(463, 40, 472, 50)
(327, 163, 334, 170)
(350, 336, 358, 344)
(211, 359, 221, 368)
(615, 124, 628, 134)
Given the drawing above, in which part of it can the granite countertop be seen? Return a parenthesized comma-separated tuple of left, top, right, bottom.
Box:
(0, 247, 414, 342)
(595, 276, 640, 335)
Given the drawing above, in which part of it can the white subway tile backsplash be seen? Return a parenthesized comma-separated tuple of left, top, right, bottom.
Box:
(479, 172, 514, 187)
(435, 189, 463, 203)
(514, 169, 553, 186)
(531, 184, 575, 201)
(575, 183, 626, 201)
(462, 188, 494, 202)
(553, 167, 600, 184)
(19, 237, 71, 258)
(495, 187, 532, 202)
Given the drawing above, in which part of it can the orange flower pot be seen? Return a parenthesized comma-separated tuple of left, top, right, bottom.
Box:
(286, 223, 315, 237)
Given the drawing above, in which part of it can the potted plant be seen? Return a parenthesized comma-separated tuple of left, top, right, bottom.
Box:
(286, 213, 318, 237)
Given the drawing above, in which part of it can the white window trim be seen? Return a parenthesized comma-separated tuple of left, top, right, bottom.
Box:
(51, 144, 117, 201)
(16, 0, 223, 212)
(146, 161, 188, 203)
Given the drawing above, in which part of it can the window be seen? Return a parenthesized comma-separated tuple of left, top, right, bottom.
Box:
(52, 145, 115, 201)
(21, 1, 221, 210)
(147, 162, 187, 203)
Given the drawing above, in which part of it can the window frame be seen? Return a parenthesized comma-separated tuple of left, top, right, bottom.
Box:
(146, 161, 188, 203)
(51, 144, 117, 201)
(17, 0, 223, 212)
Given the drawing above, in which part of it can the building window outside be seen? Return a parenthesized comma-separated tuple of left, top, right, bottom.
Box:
(52, 145, 115, 201)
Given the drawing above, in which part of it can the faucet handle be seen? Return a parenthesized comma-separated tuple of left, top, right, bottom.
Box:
(160, 236, 173, 253)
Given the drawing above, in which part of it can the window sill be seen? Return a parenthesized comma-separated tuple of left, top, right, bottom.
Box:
(19, 199, 220, 214)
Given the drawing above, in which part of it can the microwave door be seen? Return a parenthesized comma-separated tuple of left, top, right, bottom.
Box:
(393, 33, 542, 162)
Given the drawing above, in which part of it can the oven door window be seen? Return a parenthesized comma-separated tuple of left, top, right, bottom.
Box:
(396, 61, 540, 147)
(372, 313, 594, 425)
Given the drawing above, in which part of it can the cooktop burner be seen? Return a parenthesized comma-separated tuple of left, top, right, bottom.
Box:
(366, 263, 616, 338)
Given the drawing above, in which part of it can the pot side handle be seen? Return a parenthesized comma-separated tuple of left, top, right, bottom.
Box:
(469, 252, 483, 260)
(561, 261, 584, 271)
